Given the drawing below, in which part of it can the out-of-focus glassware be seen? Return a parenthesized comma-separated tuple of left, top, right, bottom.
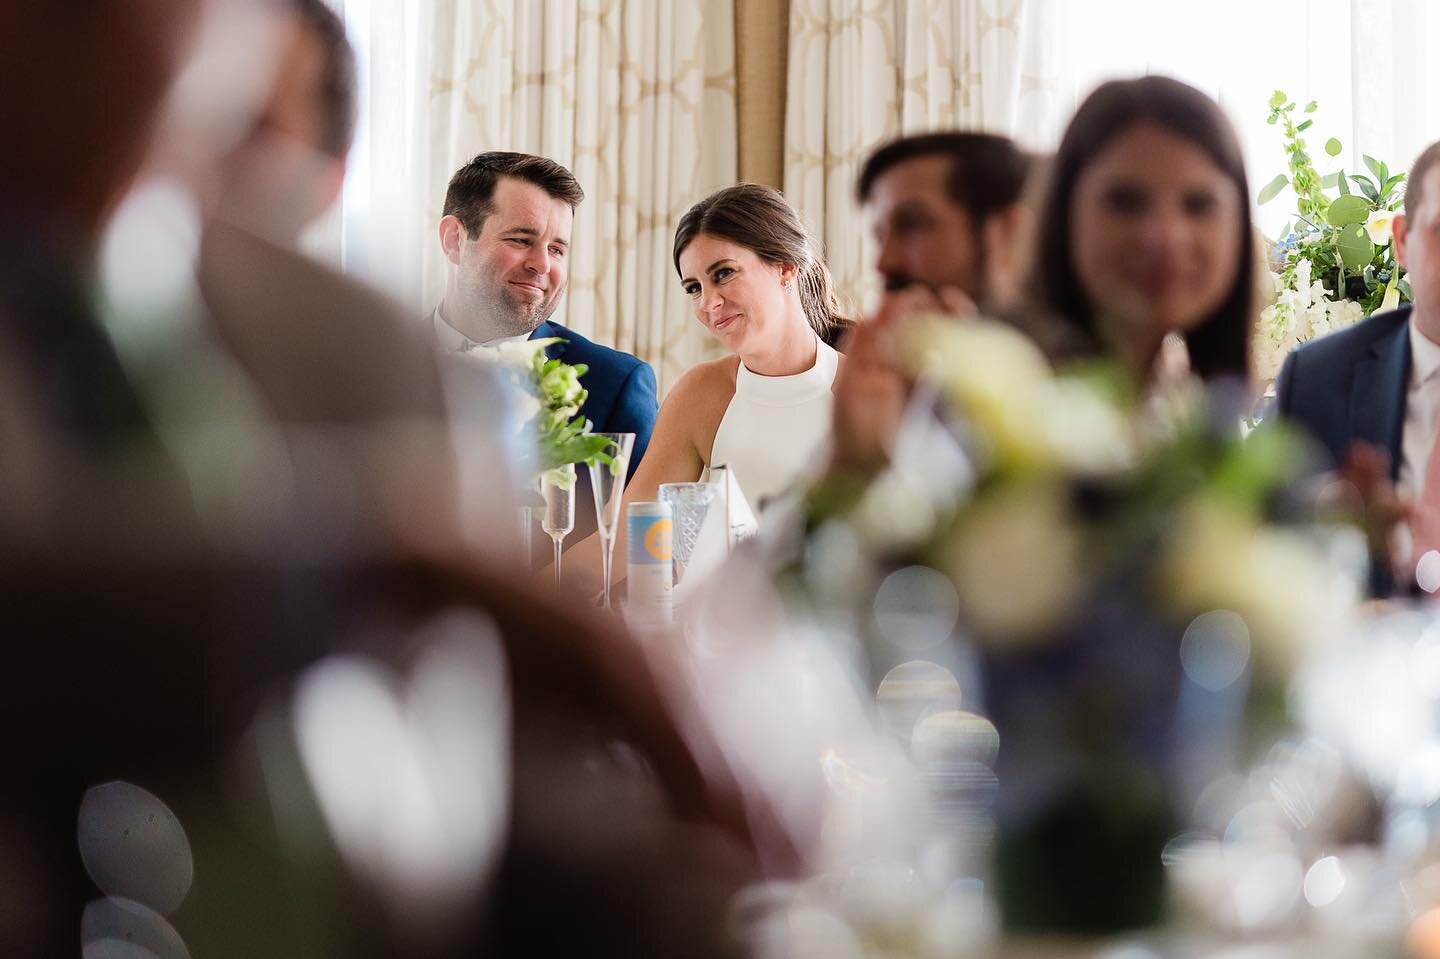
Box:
(541, 464, 575, 592)
(516, 504, 546, 573)
(588, 432, 634, 610)
(658, 481, 720, 586)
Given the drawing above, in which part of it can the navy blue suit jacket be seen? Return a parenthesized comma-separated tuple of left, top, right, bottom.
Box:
(1274, 304, 1411, 477)
(1275, 303, 1412, 594)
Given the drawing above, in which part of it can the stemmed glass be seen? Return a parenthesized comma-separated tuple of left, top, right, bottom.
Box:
(540, 464, 575, 593)
(588, 432, 635, 610)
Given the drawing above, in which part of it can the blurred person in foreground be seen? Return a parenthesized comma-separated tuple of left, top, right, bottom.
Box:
(826, 132, 1035, 477)
(212, 0, 356, 247)
(1275, 139, 1440, 596)
(0, 2, 788, 956)
(1027, 76, 1256, 388)
(799, 75, 1270, 936)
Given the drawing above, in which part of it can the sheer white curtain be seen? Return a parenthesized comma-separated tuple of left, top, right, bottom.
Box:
(1054, 0, 1440, 237)
(330, 0, 738, 392)
(785, 0, 1440, 312)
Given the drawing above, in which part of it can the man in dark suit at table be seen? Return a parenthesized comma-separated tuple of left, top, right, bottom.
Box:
(1275, 138, 1440, 595)
(432, 152, 658, 483)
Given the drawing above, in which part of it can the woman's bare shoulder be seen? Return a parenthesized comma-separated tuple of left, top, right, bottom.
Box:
(665, 355, 740, 405)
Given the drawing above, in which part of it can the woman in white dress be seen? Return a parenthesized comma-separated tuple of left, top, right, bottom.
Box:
(568, 184, 850, 585)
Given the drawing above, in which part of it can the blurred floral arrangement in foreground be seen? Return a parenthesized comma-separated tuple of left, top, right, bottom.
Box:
(779, 317, 1367, 951)
(806, 316, 1334, 657)
(1254, 91, 1410, 382)
(461, 337, 616, 487)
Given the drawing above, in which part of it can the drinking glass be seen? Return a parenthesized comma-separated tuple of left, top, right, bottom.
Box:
(658, 481, 721, 586)
(541, 464, 575, 592)
(516, 504, 546, 573)
(588, 432, 635, 610)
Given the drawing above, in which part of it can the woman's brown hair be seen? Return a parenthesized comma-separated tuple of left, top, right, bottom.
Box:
(673, 184, 852, 348)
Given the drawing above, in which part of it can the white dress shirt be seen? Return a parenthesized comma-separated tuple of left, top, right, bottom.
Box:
(1395, 321, 1440, 557)
(431, 305, 531, 352)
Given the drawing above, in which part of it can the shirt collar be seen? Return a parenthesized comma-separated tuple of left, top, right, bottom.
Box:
(1410, 318, 1440, 388)
(432, 305, 532, 351)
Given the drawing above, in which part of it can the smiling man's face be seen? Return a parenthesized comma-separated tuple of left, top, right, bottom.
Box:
(443, 175, 574, 340)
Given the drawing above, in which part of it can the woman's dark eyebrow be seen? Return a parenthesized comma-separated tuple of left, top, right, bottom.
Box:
(680, 259, 738, 286)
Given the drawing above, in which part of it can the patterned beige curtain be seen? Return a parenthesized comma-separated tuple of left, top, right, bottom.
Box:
(412, 0, 737, 392)
(783, 0, 1064, 314)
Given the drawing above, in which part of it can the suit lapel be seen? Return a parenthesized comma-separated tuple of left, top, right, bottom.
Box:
(1348, 317, 1410, 481)
(529, 321, 568, 362)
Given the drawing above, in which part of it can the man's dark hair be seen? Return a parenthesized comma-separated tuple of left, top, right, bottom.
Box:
(855, 132, 1030, 224)
(1406, 140, 1440, 218)
(293, 0, 357, 159)
(442, 152, 585, 236)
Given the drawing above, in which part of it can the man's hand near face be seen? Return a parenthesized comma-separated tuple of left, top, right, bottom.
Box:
(828, 284, 976, 476)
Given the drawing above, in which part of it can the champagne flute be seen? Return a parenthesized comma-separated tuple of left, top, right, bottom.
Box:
(541, 464, 575, 592)
(588, 432, 635, 609)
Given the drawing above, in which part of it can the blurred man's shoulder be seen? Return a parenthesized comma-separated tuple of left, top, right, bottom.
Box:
(199, 218, 443, 421)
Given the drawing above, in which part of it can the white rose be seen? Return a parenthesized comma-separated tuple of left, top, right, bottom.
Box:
(942, 481, 1084, 644)
(1041, 378, 1135, 475)
(898, 315, 1059, 472)
(1161, 496, 1333, 673)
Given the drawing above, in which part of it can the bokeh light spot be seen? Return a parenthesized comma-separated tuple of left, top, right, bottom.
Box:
(910, 710, 999, 767)
(82, 897, 189, 959)
(873, 566, 961, 654)
(1303, 855, 1345, 907)
(876, 662, 962, 741)
(1180, 610, 1251, 692)
(77, 783, 193, 916)
(1418, 551, 1440, 594)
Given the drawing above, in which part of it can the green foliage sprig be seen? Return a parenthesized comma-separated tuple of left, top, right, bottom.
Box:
(1261, 88, 1405, 316)
(464, 337, 618, 487)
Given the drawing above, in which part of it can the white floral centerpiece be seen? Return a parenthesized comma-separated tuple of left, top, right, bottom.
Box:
(1254, 91, 1410, 382)
(460, 337, 616, 486)
(792, 315, 1346, 938)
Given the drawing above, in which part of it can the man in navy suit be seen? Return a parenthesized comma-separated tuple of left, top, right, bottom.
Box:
(1276, 139, 1440, 594)
(432, 152, 658, 490)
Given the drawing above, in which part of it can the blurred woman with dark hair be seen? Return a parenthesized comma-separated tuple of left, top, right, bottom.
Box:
(1030, 75, 1258, 386)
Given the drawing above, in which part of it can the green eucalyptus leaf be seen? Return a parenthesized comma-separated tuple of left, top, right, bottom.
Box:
(1257, 174, 1290, 205)
(1325, 137, 1344, 157)
(1337, 223, 1374, 269)
(1350, 175, 1380, 202)
(1326, 194, 1371, 227)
